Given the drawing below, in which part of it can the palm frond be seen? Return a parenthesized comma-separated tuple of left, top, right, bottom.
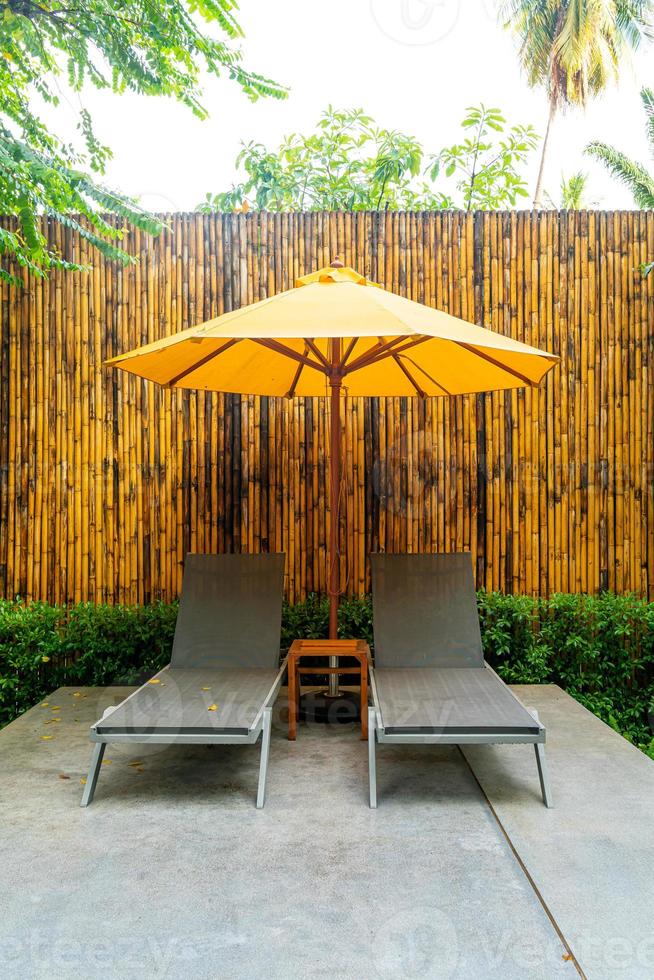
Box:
(503, 0, 653, 110)
(586, 141, 654, 206)
(561, 170, 590, 209)
(615, 0, 654, 46)
(640, 87, 654, 151)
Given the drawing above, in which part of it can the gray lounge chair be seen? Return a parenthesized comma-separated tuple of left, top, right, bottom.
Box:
(367, 553, 553, 808)
(81, 553, 285, 809)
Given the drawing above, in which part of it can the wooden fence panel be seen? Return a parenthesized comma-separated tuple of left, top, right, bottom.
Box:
(0, 211, 653, 603)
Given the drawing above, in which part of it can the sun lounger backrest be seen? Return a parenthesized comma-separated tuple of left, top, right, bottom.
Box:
(170, 554, 284, 669)
(371, 553, 484, 668)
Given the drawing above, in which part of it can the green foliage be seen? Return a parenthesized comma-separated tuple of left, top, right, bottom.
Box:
(587, 87, 654, 276)
(544, 171, 596, 210)
(0, 0, 286, 284)
(0, 136, 162, 287)
(499, 0, 654, 205)
(281, 594, 330, 648)
(280, 594, 373, 650)
(0, 600, 65, 725)
(60, 603, 179, 687)
(198, 107, 432, 212)
(477, 592, 550, 683)
(427, 105, 538, 211)
(338, 595, 374, 645)
(0, 599, 177, 725)
(197, 104, 538, 214)
(479, 590, 654, 751)
(2, 591, 653, 755)
(587, 87, 654, 210)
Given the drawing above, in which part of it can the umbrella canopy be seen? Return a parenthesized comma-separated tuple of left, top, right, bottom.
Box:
(107, 259, 558, 649)
(107, 262, 557, 397)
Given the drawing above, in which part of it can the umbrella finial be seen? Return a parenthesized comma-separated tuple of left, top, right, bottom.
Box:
(330, 256, 344, 268)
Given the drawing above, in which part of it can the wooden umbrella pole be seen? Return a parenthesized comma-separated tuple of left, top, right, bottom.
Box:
(328, 373, 342, 640)
(328, 337, 342, 696)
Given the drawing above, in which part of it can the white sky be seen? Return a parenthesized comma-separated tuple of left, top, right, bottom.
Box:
(57, 0, 654, 212)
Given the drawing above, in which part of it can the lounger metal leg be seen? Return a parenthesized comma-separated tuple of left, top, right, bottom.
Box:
(534, 743, 553, 808)
(368, 707, 377, 809)
(527, 708, 553, 808)
(80, 741, 105, 807)
(256, 707, 272, 809)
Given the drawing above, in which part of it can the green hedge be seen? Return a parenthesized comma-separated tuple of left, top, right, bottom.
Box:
(1, 593, 653, 756)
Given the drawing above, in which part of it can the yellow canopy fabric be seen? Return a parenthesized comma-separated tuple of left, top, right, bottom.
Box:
(106, 263, 558, 398)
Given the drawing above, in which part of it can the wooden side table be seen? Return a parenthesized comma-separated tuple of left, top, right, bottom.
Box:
(287, 639, 370, 740)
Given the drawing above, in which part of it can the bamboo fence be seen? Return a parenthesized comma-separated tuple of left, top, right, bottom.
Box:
(0, 211, 652, 604)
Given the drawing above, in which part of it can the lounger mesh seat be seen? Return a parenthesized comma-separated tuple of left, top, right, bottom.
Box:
(368, 553, 552, 807)
(374, 668, 542, 736)
(95, 669, 281, 736)
(81, 554, 285, 808)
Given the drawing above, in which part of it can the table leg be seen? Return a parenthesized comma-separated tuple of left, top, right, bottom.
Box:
(360, 655, 368, 740)
(288, 655, 297, 741)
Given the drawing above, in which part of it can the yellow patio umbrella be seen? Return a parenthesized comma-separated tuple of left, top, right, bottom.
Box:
(107, 257, 558, 663)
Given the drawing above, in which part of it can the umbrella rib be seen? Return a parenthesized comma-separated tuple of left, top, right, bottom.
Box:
(304, 338, 330, 370)
(250, 338, 329, 374)
(373, 334, 429, 397)
(343, 336, 406, 373)
(456, 342, 539, 388)
(339, 337, 360, 371)
(400, 356, 451, 396)
(285, 346, 309, 398)
(164, 338, 242, 387)
(392, 355, 427, 398)
(344, 336, 428, 374)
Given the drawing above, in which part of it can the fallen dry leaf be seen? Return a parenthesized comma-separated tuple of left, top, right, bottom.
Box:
(201, 687, 211, 691)
(147, 679, 160, 685)
(101, 760, 112, 766)
(80, 778, 87, 785)
(72, 692, 81, 698)
(58, 774, 70, 780)
(562, 954, 573, 962)
(128, 760, 144, 767)
(41, 735, 54, 741)
(207, 704, 218, 712)
(51, 706, 60, 711)
(40, 702, 49, 708)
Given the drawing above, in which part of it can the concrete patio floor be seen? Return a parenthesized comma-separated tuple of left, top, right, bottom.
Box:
(1, 684, 652, 980)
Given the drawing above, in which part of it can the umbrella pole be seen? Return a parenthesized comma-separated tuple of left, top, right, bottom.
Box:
(328, 343, 342, 696)
(328, 376, 341, 642)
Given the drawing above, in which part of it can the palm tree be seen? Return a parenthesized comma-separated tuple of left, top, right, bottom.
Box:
(545, 170, 595, 208)
(588, 86, 654, 275)
(500, 1, 653, 207)
(587, 87, 654, 206)
(560, 171, 589, 209)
